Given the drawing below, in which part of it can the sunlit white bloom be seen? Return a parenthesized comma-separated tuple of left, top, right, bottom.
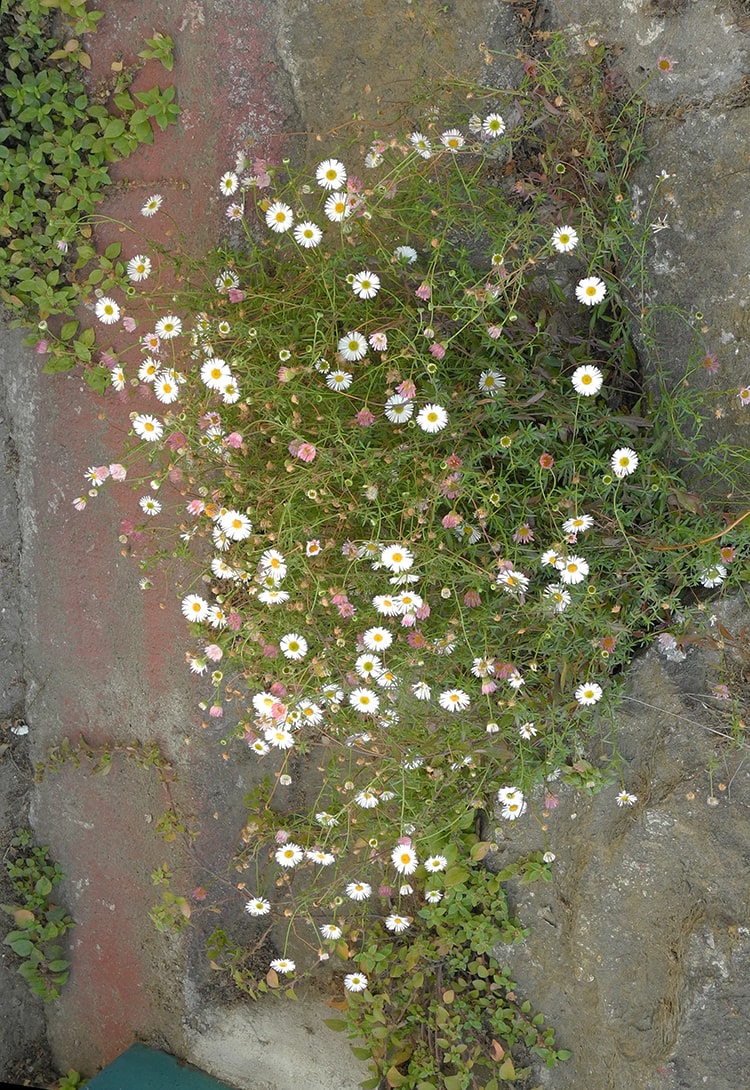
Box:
(416, 403, 448, 433)
(391, 844, 418, 875)
(411, 681, 431, 701)
(139, 495, 161, 516)
(375, 669, 399, 690)
(127, 254, 152, 281)
(616, 790, 638, 807)
(259, 549, 287, 581)
(306, 849, 335, 865)
(219, 171, 239, 196)
(211, 557, 237, 579)
(363, 626, 392, 652)
(540, 548, 563, 568)
(153, 372, 180, 404)
(576, 276, 607, 306)
(265, 201, 293, 233)
(355, 790, 379, 809)
(425, 889, 443, 904)
(355, 653, 382, 680)
(373, 594, 400, 616)
(349, 687, 380, 714)
(344, 972, 368, 992)
(215, 269, 239, 293)
(471, 657, 495, 679)
(324, 192, 352, 222)
(424, 855, 447, 873)
(275, 842, 304, 868)
(155, 314, 182, 339)
(206, 605, 227, 629)
(138, 358, 159, 383)
(316, 159, 347, 190)
(571, 364, 603, 396)
(497, 569, 530, 594)
(551, 225, 578, 253)
(141, 193, 162, 216)
(501, 798, 527, 820)
(280, 633, 308, 660)
(326, 369, 353, 391)
(258, 589, 289, 606)
(438, 689, 470, 712)
(556, 555, 589, 585)
(294, 220, 323, 248)
(218, 510, 252, 541)
(133, 414, 163, 442)
(440, 128, 465, 150)
(519, 721, 537, 739)
(219, 376, 241, 404)
(611, 447, 639, 478)
(507, 670, 525, 690)
(381, 544, 414, 573)
(575, 682, 603, 706)
(270, 957, 296, 975)
(181, 594, 209, 622)
(316, 811, 339, 827)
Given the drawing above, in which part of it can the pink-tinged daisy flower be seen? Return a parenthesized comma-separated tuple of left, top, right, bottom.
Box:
(656, 56, 676, 73)
(369, 331, 388, 351)
(551, 225, 578, 253)
(611, 447, 639, 478)
(575, 276, 607, 306)
(737, 385, 750, 406)
(141, 194, 162, 216)
(571, 364, 604, 396)
(316, 158, 347, 189)
(575, 681, 603, 706)
(265, 201, 293, 233)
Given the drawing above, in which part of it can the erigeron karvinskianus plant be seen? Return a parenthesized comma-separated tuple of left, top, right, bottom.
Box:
(69, 38, 750, 1086)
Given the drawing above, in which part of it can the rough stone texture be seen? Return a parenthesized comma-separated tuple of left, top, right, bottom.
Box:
(491, 597, 750, 1089)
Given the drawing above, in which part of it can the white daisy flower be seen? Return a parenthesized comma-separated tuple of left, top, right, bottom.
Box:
(155, 315, 182, 339)
(139, 495, 161, 516)
(562, 514, 594, 535)
(411, 681, 431, 701)
(384, 394, 414, 424)
(543, 584, 572, 612)
(280, 633, 308, 660)
(345, 881, 371, 901)
(181, 594, 209, 622)
(349, 688, 380, 714)
(501, 798, 527, 820)
(497, 786, 524, 805)
(385, 914, 411, 933)
(424, 855, 447, 872)
(220, 377, 241, 404)
(363, 626, 392, 651)
(270, 958, 296, 974)
(326, 370, 353, 391)
(206, 605, 227, 629)
(351, 270, 381, 299)
(571, 365, 603, 396)
(259, 549, 287, 581)
(275, 842, 304, 868)
(127, 254, 152, 282)
(424, 889, 443, 904)
(391, 845, 418, 875)
(133, 414, 163, 442)
(153, 372, 180, 404)
(138, 358, 159, 383)
(141, 193, 162, 216)
(373, 594, 399, 616)
(540, 548, 563, 568)
(409, 132, 432, 158)
(320, 923, 342, 940)
(478, 370, 505, 396)
(215, 269, 239, 293)
(611, 447, 639, 478)
(416, 403, 448, 433)
(438, 689, 470, 712)
(316, 158, 347, 190)
(355, 653, 382, 680)
(337, 331, 368, 361)
(575, 682, 603, 706)
(355, 790, 379, 809)
(616, 790, 638, 807)
(95, 297, 120, 324)
(219, 510, 252, 540)
(575, 276, 607, 306)
(381, 544, 414, 573)
(440, 128, 464, 150)
(497, 569, 529, 595)
(245, 897, 271, 916)
(265, 201, 294, 233)
(219, 171, 239, 196)
(551, 226, 578, 253)
(344, 972, 368, 992)
(393, 245, 418, 265)
(307, 849, 335, 865)
(482, 112, 505, 137)
(324, 192, 352, 222)
(556, 555, 589, 585)
(699, 564, 727, 588)
(293, 221, 323, 248)
(518, 722, 537, 739)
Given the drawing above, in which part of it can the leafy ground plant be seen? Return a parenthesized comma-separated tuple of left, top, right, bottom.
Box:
(1, 829, 75, 1000)
(1, 0, 177, 357)
(53, 34, 750, 1089)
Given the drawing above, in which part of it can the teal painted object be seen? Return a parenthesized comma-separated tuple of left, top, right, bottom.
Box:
(85, 1043, 238, 1089)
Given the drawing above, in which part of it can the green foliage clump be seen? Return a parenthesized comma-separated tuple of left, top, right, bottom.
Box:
(1, 828, 75, 1000)
(0, 0, 177, 324)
